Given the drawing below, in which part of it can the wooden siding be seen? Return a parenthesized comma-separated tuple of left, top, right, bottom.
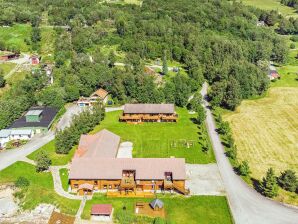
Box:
(70, 179, 186, 195)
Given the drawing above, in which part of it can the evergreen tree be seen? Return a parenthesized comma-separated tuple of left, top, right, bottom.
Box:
(0, 73, 5, 88)
(278, 169, 297, 192)
(261, 168, 279, 198)
(196, 104, 206, 125)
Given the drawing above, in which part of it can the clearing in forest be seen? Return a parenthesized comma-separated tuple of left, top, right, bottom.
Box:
(241, 0, 298, 18)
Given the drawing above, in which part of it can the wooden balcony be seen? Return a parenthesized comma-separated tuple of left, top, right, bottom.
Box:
(163, 179, 173, 189)
(120, 176, 136, 189)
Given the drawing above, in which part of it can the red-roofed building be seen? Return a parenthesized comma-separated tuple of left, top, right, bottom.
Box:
(91, 204, 113, 221)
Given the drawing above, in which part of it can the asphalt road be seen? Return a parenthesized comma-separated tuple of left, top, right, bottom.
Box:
(0, 104, 82, 171)
(201, 83, 298, 224)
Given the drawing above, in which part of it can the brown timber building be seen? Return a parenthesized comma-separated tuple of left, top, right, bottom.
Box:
(69, 129, 188, 196)
(120, 104, 178, 123)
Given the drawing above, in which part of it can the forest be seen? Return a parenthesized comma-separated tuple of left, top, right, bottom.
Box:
(0, 0, 290, 128)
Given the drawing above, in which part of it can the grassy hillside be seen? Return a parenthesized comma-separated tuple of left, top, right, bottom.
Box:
(0, 24, 31, 52)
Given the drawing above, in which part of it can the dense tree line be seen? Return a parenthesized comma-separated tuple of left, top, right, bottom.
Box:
(55, 104, 105, 154)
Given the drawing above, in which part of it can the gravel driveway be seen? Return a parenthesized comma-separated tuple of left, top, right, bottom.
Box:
(186, 164, 225, 195)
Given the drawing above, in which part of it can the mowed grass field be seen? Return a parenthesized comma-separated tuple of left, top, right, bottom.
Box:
(92, 108, 215, 164)
(224, 87, 298, 177)
(82, 194, 233, 224)
(240, 0, 298, 18)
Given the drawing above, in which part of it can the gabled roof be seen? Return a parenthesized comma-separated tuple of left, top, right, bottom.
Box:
(91, 204, 112, 216)
(91, 88, 108, 99)
(123, 104, 175, 114)
(150, 199, 164, 209)
(69, 158, 186, 180)
(74, 129, 120, 159)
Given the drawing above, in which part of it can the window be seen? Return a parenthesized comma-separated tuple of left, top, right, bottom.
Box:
(109, 185, 112, 189)
(74, 184, 78, 188)
(94, 181, 98, 185)
(103, 185, 107, 189)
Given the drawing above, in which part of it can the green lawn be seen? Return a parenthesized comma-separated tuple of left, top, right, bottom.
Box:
(0, 24, 31, 52)
(82, 194, 233, 224)
(240, 0, 298, 18)
(92, 108, 215, 164)
(0, 63, 16, 76)
(59, 168, 69, 192)
(0, 162, 80, 215)
(27, 140, 76, 166)
(40, 27, 56, 63)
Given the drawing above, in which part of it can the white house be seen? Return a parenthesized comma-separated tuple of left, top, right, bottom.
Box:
(10, 129, 33, 141)
(0, 129, 11, 148)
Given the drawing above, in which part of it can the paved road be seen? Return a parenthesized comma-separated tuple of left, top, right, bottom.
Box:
(201, 83, 298, 224)
(0, 105, 82, 171)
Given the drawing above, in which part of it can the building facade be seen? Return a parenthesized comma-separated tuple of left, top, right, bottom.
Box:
(68, 129, 188, 196)
(120, 104, 178, 123)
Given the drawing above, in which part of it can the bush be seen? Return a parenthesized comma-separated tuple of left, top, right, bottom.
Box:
(218, 121, 231, 135)
(290, 43, 296, 49)
(153, 217, 166, 224)
(35, 150, 52, 172)
(278, 169, 297, 192)
(15, 176, 30, 188)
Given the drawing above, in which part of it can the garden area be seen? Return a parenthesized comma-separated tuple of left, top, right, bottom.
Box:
(82, 194, 233, 224)
(92, 108, 215, 164)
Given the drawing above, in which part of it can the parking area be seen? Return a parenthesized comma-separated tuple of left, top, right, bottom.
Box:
(186, 164, 225, 196)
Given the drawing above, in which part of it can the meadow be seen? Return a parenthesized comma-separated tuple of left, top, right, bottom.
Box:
(224, 87, 298, 205)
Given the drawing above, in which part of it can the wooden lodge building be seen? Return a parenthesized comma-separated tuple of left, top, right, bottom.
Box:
(69, 129, 188, 196)
(120, 104, 178, 123)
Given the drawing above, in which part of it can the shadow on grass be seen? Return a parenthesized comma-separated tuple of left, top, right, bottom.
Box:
(251, 178, 263, 194)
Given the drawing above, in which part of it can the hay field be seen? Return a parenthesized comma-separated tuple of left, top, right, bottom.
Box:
(224, 87, 298, 179)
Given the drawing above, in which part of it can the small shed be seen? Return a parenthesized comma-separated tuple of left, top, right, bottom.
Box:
(0, 129, 11, 148)
(149, 199, 164, 211)
(91, 204, 113, 222)
(25, 110, 43, 122)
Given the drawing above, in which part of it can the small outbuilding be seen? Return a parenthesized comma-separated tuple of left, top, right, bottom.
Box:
(149, 199, 164, 211)
(91, 204, 113, 222)
(10, 129, 33, 140)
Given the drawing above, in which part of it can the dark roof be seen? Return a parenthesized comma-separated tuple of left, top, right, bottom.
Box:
(91, 204, 112, 215)
(123, 104, 175, 114)
(10, 107, 58, 129)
